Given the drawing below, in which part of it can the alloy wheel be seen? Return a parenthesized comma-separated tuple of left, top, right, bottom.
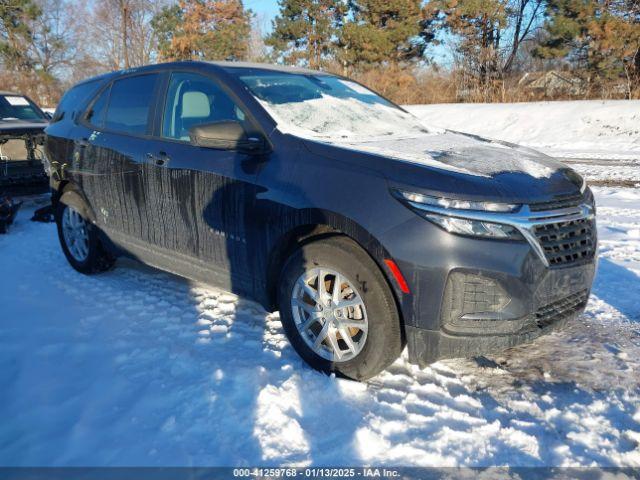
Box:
(62, 206, 90, 262)
(291, 267, 368, 362)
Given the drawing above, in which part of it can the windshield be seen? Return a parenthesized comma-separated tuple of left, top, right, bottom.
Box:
(0, 95, 46, 121)
(236, 71, 430, 140)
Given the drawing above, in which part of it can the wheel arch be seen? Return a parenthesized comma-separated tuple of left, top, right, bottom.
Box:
(53, 181, 97, 224)
(264, 209, 407, 340)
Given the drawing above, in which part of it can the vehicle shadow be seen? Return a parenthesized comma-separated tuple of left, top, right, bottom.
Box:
(201, 143, 375, 466)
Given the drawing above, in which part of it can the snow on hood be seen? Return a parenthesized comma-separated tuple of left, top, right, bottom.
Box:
(259, 95, 559, 179)
(330, 131, 561, 179)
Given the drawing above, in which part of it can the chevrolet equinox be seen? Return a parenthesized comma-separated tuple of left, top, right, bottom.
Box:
(45, 62, 597, 380)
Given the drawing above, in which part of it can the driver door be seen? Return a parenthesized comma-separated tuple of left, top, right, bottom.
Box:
(139, 71, 265, 295)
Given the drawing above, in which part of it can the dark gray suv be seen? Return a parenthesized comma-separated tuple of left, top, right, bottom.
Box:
(45, 61, 597, 380)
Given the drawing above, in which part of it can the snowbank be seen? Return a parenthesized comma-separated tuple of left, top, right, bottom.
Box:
(1, 192, 639, 467)
(406, 100, 640, 160)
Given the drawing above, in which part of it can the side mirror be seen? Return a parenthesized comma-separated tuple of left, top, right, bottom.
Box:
(189, 121, 269, 155)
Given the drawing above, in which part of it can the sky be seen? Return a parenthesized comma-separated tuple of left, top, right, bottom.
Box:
(245, 0, 280, 29)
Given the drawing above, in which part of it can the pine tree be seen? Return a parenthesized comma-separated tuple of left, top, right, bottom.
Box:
(428, 0, 508, 88)
(151, 4, 184, 60)
(1, 0, 76, 104)
(536, 0, 640, 96)
(151, 0, 252, 61)
(338, 0, 429, 67)
(424, 0, 546, 100)
(0, 0, 40, 72)
(266, 0, 346, 69)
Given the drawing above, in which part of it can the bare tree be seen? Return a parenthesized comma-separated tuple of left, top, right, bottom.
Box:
(29, 0, 83, 73)
(90, 0, 168, 71)
(247, 12, 268, 62)
(503, 0, 545, 72)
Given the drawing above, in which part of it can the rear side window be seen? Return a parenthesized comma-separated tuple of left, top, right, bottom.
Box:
(104, 74, 159, 135)
(54, 80, 102, 123)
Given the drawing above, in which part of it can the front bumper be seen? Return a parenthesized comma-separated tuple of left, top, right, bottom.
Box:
(406, 308, 581, 367)
(405, 283, 590, 367)
(403, 256, 595, 367)
(378, 195, 597, 367)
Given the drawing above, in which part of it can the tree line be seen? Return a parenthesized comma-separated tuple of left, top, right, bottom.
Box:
(1, 0, 638, 106)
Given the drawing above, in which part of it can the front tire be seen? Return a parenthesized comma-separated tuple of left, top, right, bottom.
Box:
(56, 192, 114, 274)
(278, 236, 403, 381)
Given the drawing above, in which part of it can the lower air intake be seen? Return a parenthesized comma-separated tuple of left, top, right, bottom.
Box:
(535, 290, 589, 328)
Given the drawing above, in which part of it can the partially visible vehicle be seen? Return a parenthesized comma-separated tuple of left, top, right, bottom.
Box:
(0, 92, 49, 195)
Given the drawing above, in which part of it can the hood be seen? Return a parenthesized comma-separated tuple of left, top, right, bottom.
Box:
(329, 130, 564, 179)
(0, 119, 48, 136)
(300, 130, 584, 204)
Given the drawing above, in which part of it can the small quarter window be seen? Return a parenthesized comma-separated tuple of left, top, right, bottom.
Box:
(86, 85, 110, 128)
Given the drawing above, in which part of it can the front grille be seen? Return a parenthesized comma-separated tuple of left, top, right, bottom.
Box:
(533, 218, 596, 267)
(535, 290, 588, 328)
(529, 193, 584, 212)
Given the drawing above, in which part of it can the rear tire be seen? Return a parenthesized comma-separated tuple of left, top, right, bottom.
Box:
(55, 192, 114, 274)
(278, 236, 402, 381)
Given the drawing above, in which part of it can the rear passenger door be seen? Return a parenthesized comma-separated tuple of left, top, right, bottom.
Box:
(79, 73, 162, 241)
(139, 70, 265, 294)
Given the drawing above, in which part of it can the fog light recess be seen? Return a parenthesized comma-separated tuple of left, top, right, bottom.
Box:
(441, 272, 526, 335)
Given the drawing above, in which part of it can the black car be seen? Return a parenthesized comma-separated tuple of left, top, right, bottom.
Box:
(0, 92, 49, 195)
(45, 62, 597, 380)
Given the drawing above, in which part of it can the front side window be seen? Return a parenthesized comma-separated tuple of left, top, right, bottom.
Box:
(162, 72, 246, 141)
(0, 95, 46, 121)
(232, 71, 429, 141)
(104, 74, 159, 135)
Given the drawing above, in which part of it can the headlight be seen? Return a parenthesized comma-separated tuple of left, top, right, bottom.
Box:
(422, 213, 522, 239)
(393, 189, 524, 240)
(396, 190, 519, 213)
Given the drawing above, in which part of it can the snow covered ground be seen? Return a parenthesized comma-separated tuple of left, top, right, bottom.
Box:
(407, 101, 640, 185)
(406, 100, 640, 160)
(1, 190, 639, 467)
